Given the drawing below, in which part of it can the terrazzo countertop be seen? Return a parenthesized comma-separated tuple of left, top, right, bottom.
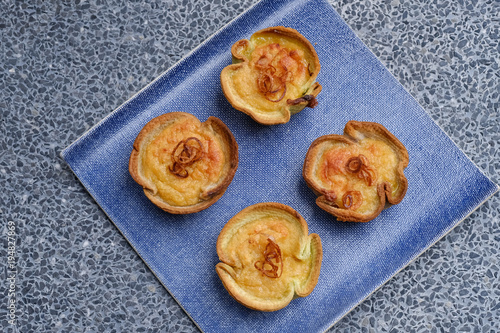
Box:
(1, 0, 499, 332)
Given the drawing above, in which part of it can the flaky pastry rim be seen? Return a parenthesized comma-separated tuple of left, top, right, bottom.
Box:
(129, 112, 239, 214)
(220, 26, 322, 125)
(215, 202, 323, 311)
(303, 121, 409, 222)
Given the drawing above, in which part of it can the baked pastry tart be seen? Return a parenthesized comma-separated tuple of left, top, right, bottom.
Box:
(129, 112, 238, 214)
(303, 121, 409, 222)
(220, 26, 322, 125)
(216, 202, 322, 311)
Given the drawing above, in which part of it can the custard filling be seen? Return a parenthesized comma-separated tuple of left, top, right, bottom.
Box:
(141, 117, 226, 206)
(316, 138, 400, 214)
(230, 32, 316, 113)
(224, 216, 312, 300)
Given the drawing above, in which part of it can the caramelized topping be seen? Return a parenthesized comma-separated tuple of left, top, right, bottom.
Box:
(257, 67, 288, 102)
(323, 190, 337, 203)
(342, 191, 363, 210)
(255, 46, 296, 103)
(346, 156, 363, 173)
(254, 237, 283, 279)
(345, 154, 377, 186)
(169, 137, 204, 178)
(287, 94, 318, 108)
(233, 40, 249, 58)
(359, 167, 377, 186)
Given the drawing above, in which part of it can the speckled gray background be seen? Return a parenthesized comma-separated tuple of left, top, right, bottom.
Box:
(1, 0, 498, 332)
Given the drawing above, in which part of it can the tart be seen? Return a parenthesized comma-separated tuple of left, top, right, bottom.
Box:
(220, 26, 322, 125)
(216, 202, 322, 311)
(129, 112, 238, 214)
(303, 121, 409, 222)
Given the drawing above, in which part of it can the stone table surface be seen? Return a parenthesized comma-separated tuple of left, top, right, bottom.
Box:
(1, 0, 499, 332)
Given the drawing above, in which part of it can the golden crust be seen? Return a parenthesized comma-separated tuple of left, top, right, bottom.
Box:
(216, 202, 322, 311)
(129, 112, 238, 214)
(303, 121, 409, 222)
(221, 26, 322, 125)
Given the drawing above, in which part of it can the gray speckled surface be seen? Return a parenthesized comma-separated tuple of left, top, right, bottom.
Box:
(0, 0, 498, 332)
